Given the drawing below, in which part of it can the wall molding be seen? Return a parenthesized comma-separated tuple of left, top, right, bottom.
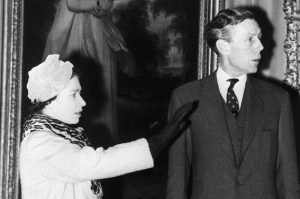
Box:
(283, 0, 300, 89)
(198, 0, 225, 79)
(0, 0, 23, 199)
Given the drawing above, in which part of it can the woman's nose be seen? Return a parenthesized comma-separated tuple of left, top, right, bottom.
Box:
(257, 39, 264, 52)
(79, 95, 86, 107)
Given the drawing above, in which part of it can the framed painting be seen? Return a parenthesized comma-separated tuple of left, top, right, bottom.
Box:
(0, 0, 224, 198)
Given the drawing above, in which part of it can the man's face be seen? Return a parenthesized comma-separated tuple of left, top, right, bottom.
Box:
(225, 19, 264, 77)
(49, 76, 86, 124)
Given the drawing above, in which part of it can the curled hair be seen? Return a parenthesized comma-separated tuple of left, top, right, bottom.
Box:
(29, 96, 57, 114)
(204, 8, 256, 54)
(29, 67, 81, 114)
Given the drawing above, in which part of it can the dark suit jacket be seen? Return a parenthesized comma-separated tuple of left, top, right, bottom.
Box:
(167, 72, 300, 199)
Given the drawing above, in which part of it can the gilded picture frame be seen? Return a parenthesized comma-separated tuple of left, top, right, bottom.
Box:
(0, 0, 23, 199)
(283, 0, 300, 89)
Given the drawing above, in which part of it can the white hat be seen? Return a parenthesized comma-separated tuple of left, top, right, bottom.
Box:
(27, 54, 73, 103)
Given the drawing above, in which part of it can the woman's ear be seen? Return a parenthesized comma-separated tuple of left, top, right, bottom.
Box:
(216, 39, 230, 55)
(42, 99, 57, 116)
(45, 98, 57, 111)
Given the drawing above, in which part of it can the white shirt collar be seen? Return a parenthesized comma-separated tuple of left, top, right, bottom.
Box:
(216, 67, 247, 108)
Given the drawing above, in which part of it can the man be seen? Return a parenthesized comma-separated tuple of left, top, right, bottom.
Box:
(167, 8, 300, 199)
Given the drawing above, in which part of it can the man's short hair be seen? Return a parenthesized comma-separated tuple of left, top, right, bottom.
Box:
(205, 8, 256, 54)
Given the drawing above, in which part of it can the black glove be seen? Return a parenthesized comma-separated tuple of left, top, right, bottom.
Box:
(147, 101, 198, 159)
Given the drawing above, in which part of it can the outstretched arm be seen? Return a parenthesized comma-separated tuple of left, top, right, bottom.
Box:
(21, 101, 195, 184)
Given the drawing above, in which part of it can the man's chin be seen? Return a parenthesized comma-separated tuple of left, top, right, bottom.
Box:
(248, 66, 258, 74)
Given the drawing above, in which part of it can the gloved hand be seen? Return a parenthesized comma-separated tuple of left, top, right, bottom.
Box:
(147, 101, 198, 159)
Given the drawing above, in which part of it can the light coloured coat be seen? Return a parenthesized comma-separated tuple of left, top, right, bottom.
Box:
(20, 130, 153, 199)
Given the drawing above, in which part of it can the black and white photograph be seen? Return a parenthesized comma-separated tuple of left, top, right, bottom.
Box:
(1, 0, 300, 199)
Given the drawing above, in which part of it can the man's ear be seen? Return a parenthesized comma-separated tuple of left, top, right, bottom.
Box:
(216, 39, 230, 55)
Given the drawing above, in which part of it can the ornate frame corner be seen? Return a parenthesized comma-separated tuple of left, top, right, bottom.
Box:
(283, 0, 300, 89)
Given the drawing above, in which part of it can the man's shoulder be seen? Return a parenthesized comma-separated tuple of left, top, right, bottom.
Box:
(249, 76, 289, 99)
(174, 74, 213, 93)
(170, 74, 215, 103)
(175, 80, 201, 92)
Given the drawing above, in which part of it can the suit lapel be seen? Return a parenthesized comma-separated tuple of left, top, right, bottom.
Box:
(199, 73, 236, 166)
(240, 77, 264, 162)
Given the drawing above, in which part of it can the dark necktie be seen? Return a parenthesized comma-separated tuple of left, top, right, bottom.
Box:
(226, 78, 239, 119)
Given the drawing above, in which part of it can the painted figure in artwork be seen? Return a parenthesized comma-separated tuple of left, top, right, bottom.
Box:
(43, 0, 127, 140)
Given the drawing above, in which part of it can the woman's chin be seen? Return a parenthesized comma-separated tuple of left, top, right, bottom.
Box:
(61, 117, 80, 125)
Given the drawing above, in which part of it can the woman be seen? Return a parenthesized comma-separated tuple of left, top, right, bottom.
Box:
(20, 54, 195, 199)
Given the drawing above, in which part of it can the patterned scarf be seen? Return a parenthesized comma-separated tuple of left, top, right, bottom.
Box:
(23, 113, 103, 199)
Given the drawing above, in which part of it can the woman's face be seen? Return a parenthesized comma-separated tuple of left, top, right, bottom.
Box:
(46, 76, 86, 124)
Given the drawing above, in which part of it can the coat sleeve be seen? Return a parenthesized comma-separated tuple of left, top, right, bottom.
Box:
(21, 131, 154, 183)
(276, 92, 300, 199)
(166, 89, 192, 199)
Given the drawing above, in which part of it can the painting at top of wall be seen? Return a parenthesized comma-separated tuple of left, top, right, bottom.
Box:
(23, 0, 199, 140)
(113, 0, 199, 78)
